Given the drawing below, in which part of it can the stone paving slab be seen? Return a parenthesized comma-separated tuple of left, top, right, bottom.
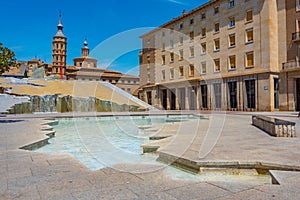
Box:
(0, 112, 300, 199)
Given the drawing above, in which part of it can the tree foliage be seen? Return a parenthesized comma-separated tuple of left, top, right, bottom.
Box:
(0, 43, 17, 74)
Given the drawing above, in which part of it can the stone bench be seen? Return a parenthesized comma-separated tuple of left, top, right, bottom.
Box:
(252, 115, 296, 137)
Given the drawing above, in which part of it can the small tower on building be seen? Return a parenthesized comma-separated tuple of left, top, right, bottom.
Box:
(52, 11, 67, 78)
(74, 39, 97, 68)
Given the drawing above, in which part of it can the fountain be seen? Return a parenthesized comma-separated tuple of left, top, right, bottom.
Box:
(0, 77, 154, 114)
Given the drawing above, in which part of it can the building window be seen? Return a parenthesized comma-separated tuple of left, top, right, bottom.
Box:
(229, 34, 236, 47)
(170, 40, 174, 48)
(201, 13, 206, 19)
(162, 70, 166, 80)
(162, 31, 165, 37)
(229, 17, 235, 28)
(162, 55, 166, 65)
(201, 27, 206, 37)
(246, 9, 253, 22)
(201, 62, 206, 74)
(147, 91, 152, 105)
(214, 39, 220, 51)
(201, 85, 208, 109)
(214, 6, 219, 14)
(297, 0, 300, 11)
(190, 46, 194, 57)
(189, 64, 195, 77)
(190, 19, 194, 25)
(127, 88, 131, 93)
(228, 81, 237, 109)
(246, 51, 254, 67)
(190, 31, 194, 40)
(229, 55, 236, 70)
(179, 50, 184, 61)
(246, 28, 254, 43)
(170, 68, 174, 79)
(214, 59, 220, 72)
(180, 37, 184, 45)
(215, 23, 220, 32)
(245, 79, 256, 109)
(179, 66, 184, 76)
(201, 43, 206, 54)
(229, 0, 235, 8)
(179, 23, 183, 29)
(170, 52, 174, 63)
(162, 43, 165, 51)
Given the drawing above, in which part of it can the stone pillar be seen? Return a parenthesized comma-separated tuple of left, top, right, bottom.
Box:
(207, 83, 212, 110)
(185, 87, 189, 110)
(175, 88, 180, 110)
(196, 84, 200, 110)
(222, 80, 227, 110)
(167, 89, 171, 110)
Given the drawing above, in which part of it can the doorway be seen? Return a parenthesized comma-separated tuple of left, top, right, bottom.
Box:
(296, 79, 300, 111)
(161, 89, 167, 110)
(245, 79, 256, 109)
(170, 89, 176, 110)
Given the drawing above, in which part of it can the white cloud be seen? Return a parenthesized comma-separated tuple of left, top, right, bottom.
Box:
(166, 0, 189, 5)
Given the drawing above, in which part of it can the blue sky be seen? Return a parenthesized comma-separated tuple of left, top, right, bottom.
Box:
(1, 0, 206, 75)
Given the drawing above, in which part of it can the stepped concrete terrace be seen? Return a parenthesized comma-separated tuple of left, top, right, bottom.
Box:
(1, 111, 300, 199)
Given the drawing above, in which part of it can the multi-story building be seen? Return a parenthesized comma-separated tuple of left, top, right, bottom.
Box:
(139, 0, 292, 111)
(280, 0, 300, 111)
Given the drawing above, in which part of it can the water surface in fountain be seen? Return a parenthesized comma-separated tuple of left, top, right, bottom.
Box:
(35, 116, 271, 184)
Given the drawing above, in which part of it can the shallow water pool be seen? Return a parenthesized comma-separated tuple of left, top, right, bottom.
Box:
(35, 115, 271, 184)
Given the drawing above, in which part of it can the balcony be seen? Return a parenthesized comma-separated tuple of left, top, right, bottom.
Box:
(282, 61, 300, 71)
(292, 32, 300, 42)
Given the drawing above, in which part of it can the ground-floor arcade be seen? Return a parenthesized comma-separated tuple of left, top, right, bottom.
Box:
(139, 73, 281, 111)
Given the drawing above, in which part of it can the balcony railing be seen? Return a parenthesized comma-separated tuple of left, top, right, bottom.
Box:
(292, 32, 300, 41)
(282, 61, 300, 71)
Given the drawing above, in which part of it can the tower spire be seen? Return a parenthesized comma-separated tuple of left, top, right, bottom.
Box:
(82, 38, 89, 57)
(55, 10, 65, 37)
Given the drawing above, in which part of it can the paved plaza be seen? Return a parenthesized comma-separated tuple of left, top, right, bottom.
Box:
(1, 111, 300, 199)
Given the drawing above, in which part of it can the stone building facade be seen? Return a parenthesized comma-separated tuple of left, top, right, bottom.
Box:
(280, 0, 300, 111)
(66, 39, 140, 95)
(139, 0, 292, 111)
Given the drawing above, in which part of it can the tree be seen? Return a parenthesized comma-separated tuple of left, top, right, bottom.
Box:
(0, 43, 17, 75)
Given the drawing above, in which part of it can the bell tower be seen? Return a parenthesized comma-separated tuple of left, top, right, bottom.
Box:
(52, 11, 67, 79)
